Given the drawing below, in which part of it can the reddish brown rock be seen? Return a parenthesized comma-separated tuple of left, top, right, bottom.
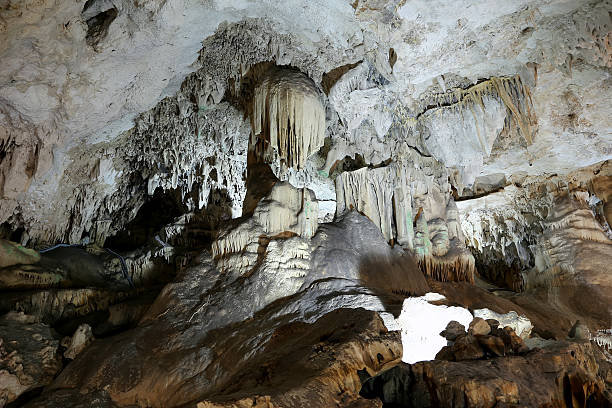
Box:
(362, 341, 611, 407)
(434, 346, 456, 361)
(451, 334, 485, 361)
(24, 308, 401, 408)
(500, 326, 529, 355)
(475, 334, 505, 357)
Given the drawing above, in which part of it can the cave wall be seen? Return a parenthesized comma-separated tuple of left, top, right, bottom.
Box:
(0, 0, 610, 250)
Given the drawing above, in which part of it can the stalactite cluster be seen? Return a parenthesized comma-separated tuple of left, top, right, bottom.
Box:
(429, 75, 537, 145)
(251, 67, 326, 170)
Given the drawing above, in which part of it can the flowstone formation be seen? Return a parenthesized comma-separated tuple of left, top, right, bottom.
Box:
(418, 76, 537, 191)
(458, 162, 612, 294)
(335, 156, 475, 283)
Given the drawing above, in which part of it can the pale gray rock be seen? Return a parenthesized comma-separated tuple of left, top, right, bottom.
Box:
(440, 321, 466, 341)
(63, 324, 95, 360)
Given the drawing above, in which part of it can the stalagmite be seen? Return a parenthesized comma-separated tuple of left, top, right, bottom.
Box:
(251, 67, 326, 170)
(212, 181, 318, 276)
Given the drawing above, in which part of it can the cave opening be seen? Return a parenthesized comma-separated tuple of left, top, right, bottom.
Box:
(104, 187, 187, 252)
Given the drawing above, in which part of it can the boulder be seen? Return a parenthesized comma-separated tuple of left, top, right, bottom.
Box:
(0, 239, 40, 269)
(63, 324, 95, 360)
(500, 327, 529, 355)
(440, 320, 466, 341)
(468, 317, 491, 336)
(434, 346, 455, 361)
(451, 334, 485, 361)
(476, 335, 505, 357)
(362, 342, 611, 407)
(485, 319, 500, 330)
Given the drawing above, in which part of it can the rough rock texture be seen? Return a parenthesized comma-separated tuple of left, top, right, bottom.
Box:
(62, 323, 95, 359)
(1, 0, 610, 248)
(335, 154, 475, 283)
(0, 0, 611, 406)
(459, 162, 612, 290)
(18, 208, 471, 407)
(473, 309, 533, 339)
(362, 341, 612, 407)
(0, 240, 40, 269)
(0, 313, 62, 407)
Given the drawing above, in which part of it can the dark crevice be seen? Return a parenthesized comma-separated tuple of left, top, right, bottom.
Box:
(405, 143, 431, 158)
(321, 61, 362, 95)
(104, 188, 187, 252)
(454, 186, 506, 201)
(85, 7, 118, 49)
(5, 386, 44, 408)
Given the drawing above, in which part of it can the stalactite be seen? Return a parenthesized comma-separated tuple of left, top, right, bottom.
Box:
(251, 67, 326, 170)
(431, 75, 537, 145)
(591, 329, 612, 351)
(335, 158, 475, 283)
(418, 250, 476, 283)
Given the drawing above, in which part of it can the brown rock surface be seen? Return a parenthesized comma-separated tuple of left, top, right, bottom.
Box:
(450, 334, 485, 361)
(475, 335, 505, 357)
(0, 240, 40, 269)
(24, 305, 401, 408)
(0, 314, 62, 407)
(362, 341, 612, 407)
(468, 317, 491, 336)
(428, 280, 611, 340)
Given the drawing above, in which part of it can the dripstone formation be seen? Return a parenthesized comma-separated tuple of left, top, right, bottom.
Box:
(0, 0, 610, 407)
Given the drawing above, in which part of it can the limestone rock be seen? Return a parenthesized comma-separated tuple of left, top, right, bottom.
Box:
(335, 158, 475, 283)
(474, 309, 533, 339)
(395, 295, 473, 364)
(485, 319, 500, 330)
(213, 180, 318, 278)
(499, 327, 529, 355)
(251, 67, 325, 171)
(63, 324, 95, 360)
(420, 76, 536, 189)
(451, 334, 485, 361)
(475, 334, 505, 357)
(0, 239, 40, 268)
(362, 342, 611, 407)
(458, 163, 612, 301)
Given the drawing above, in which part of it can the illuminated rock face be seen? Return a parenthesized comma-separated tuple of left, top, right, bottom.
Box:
(335, 158, 475, 283)
(251, 67, 326, 171)
(0, 1, 611, 407)
(395, 294, 473, 364)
